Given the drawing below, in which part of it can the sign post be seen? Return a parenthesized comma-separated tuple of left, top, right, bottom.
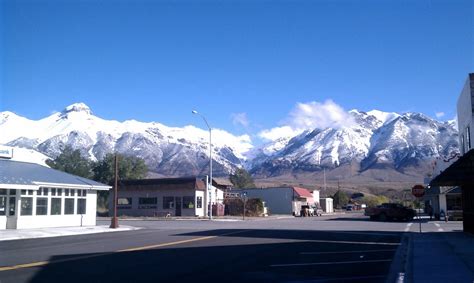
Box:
(412, 185, 425, 233)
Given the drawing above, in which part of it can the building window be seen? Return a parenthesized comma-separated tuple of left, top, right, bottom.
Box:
(0, 197, 5, 216)
(9, 197, 16, 216)
(0, 189, 6, 195)
(51, 198, 61, 215)
(118, 198, 132, 205)
(51, 188, 56, 196)
(138, 197, 157, 209)
(37, 188, 49, 196)
(163, 197, 174, 209)
(65, 189, 70, 197)
(21, 197, 33, 215)
(28, 190, 33, 195)
(77, 199, 86, 214)
(9, 189, 16, 195)
(70, 189, 75, 197)
(82, 190, 87, 197)
(36, 198, 48, 215)
(467, 127, 471, 151)
(462, 135, 466, 155)
(57, 189, 62, 196)
(65, 199, 75, 215)
(196, 196, 203, 208)
(183, 196, 195, 209)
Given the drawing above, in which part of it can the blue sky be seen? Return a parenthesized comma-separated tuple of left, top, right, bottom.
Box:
(1, 0, 473, 140)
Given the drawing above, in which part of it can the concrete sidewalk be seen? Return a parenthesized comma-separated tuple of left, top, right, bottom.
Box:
(407, 232, 474, 283)
(0, 225, 140, 242)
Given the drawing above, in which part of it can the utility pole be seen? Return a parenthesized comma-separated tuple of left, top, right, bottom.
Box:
(110, 154, 119, 228)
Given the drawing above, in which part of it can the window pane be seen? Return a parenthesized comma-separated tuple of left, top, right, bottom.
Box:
(51, 188, 56, 196)
(77, 199, 86, 214)
(163, 197, 174, 209)
(183, 196, 195, 209)
(0, 197, 6, 215)
(51, 198, 61, 215)
(0, 189, 7, 195)
(70, 190, 75, 197)
(57, 189, 62, 196)
(197, 197, 203, 208)
(82, 190, 87, 197)
(65, 199, 75, 215)
(65, 189, 70, 196)
(36, 198, 48, 215)
(138, 197, 157, 209)
(21, 197, 33, 215)
(9, 189, 16, 195)
(118, 198, 132, 205)
(28, 190, 33, 195)
(21, 190, 26, 195)
(9, 197, 16, 216)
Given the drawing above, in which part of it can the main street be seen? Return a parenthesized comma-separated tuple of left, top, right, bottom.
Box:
(0, 213, 463, 283)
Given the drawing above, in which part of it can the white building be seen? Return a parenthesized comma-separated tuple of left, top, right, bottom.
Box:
(0, 157, 111, 229)
(320, 198, 334, 213)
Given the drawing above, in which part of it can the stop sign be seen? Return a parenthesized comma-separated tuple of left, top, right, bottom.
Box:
(412, 184, 425, 198)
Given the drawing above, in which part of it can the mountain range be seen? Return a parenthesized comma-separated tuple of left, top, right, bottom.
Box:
(0, 103, 459, 188)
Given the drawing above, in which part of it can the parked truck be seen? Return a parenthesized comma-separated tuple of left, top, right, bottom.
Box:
(364, 203, 415, 221)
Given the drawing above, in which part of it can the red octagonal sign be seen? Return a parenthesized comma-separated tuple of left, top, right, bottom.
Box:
(412, 184, 425, 198)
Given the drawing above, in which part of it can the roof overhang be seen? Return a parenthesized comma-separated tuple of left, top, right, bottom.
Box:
(33, 182, 111, 191)
(430, 149, 474, 187)
(0, 184, 39, 190)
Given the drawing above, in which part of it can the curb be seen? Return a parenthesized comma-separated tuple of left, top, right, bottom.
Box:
(386, 233, 411, 283)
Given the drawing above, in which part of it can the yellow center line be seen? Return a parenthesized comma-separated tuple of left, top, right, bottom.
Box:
(0, 230, 247, 272)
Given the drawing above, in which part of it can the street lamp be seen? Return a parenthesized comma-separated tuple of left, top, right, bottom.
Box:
(192, 110, 213, 220)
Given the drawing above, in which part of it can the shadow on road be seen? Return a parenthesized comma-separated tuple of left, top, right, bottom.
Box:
(10, 229, 406, 283)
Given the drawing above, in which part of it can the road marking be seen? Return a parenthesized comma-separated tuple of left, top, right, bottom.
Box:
(0, 230, 246, 272)
(438, 228, 444, 232)
(434, 223, 441, 227)
(300, 249, 397, 255)
(270, 259, 392, 267)
(307, 239, 400, 246)
(404, 223, 413, 232)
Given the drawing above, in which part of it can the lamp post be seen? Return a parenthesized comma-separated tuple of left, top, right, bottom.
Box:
(192, 110, 213, 220)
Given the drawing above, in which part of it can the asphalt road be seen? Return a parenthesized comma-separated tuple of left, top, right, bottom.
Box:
(0, 213, 462, 283)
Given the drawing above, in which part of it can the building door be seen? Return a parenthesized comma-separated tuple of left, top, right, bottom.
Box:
(6, 196, 17, 229)
(175, 197, 182, 216)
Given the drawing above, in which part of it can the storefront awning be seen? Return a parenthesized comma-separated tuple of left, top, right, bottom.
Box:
(430, 149, 474, 187)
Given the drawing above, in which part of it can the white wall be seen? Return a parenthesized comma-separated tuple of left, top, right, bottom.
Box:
(457, 75, 474, 154)
(0, 216, 6, 230)
(16, 190, 98, 229)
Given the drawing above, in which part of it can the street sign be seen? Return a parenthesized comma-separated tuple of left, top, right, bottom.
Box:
(412, 184, 425, 198)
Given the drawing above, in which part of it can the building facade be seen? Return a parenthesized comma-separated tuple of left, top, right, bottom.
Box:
(0, 158, 110, 229)
(111, 177, 224, 218)
(231, 187, 314, 216)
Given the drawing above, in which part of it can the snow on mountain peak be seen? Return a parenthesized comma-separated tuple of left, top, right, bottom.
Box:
(61, 103, 92, 116)
(367, 110, 400, 124)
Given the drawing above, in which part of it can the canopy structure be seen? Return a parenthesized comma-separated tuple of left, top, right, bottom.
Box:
(430, 149, 474, 233)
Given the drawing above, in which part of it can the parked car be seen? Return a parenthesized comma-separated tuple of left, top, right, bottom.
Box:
(364, 203, 415, 221)
(300, 205, 323, 217)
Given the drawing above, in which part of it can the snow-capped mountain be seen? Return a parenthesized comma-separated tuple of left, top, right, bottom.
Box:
(0, 103, 252, 176)
(0, 103, 459, 182)
(249, 110, 459, 180)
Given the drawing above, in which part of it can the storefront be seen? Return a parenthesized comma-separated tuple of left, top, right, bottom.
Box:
(0, 159, 111, 229)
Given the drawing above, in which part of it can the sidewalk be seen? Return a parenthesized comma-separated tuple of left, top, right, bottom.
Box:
(0, 225, 140, 242)
(407, 231, 474, 283)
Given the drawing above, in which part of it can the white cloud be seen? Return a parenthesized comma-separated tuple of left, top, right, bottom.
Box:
(231, 112, 250, 128)
(259, 126, 303, 141)
(258, 100, 354, 142)
(286, 100, 355, 130)
(435, 112, 445, 119)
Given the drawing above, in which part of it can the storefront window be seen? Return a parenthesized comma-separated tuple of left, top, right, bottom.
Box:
(196, 197, 203, 208)
(0, 196, 6, 215)
(51, 198, 61, 215)
(163, 197, 174, 209)
(36, 198, 48, 215)
(65, 199, 75, 214)
(77, 199, 86, 214)
(183, 196, 195, 209)
(21, 197, 33, 215)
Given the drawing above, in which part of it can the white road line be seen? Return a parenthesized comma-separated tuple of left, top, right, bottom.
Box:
(438, 228, 444, 232)
(404, 223, 413, 232)
(307, 239, 400, 246)
(434, 223, 441, 227)
(270, 259, 392, 267)
(300, 249, 397, 255)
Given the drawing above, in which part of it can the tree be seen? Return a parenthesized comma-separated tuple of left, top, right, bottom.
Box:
(333, 190, 349, 209)
(46, 146, 93, 178)
(361, 195, 390, 208)
(229, 168, 256, 188)
(92, 153, 148, 184)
